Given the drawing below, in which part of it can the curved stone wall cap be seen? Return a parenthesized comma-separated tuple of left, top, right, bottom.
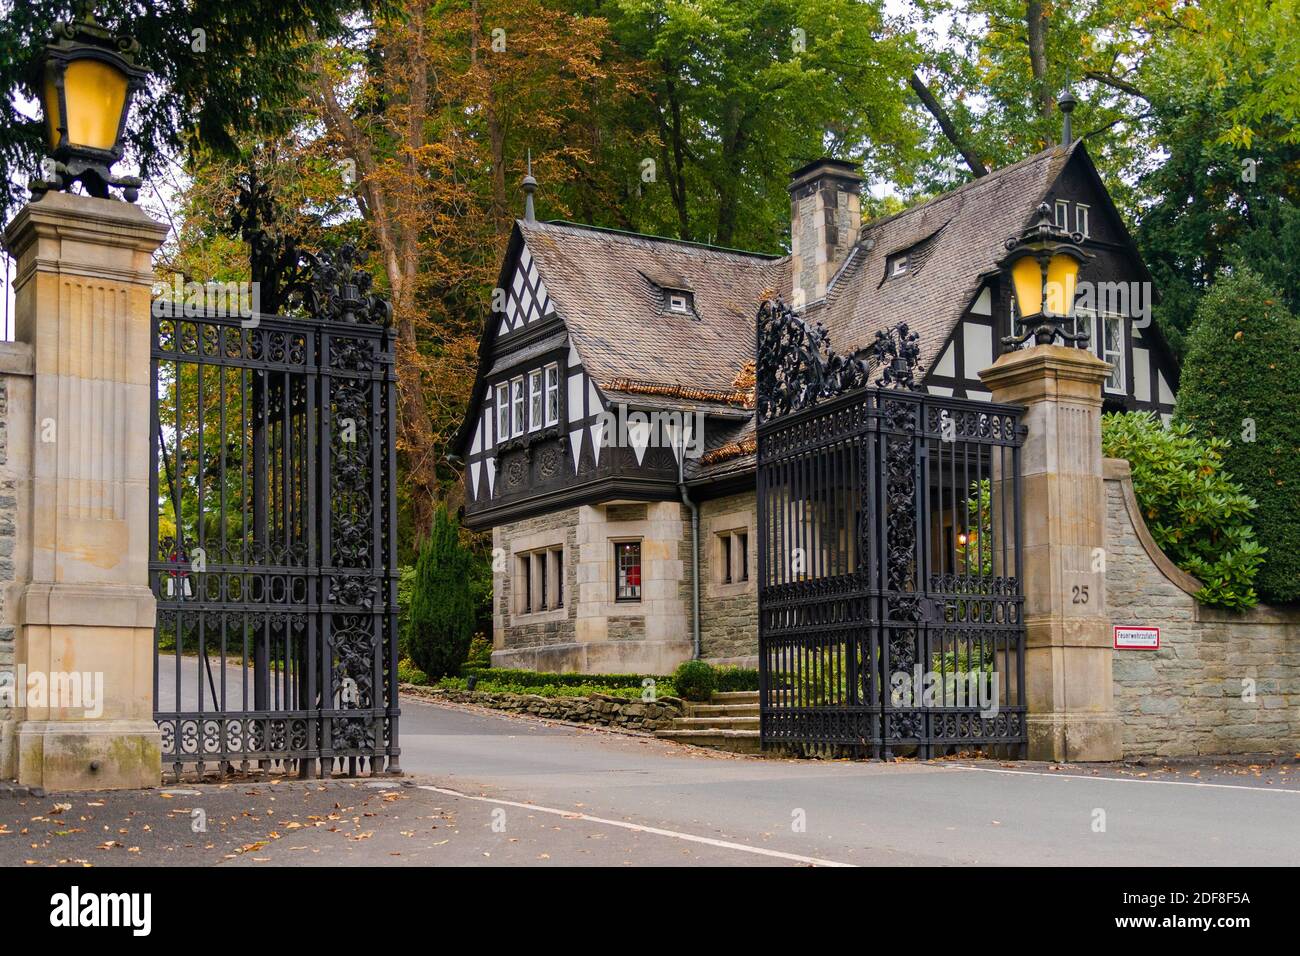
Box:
(1103, 455, 1202, 596)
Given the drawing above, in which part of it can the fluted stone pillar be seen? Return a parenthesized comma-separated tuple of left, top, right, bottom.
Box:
(980, 345, 1122, 761)
(3, 191, 167, 789)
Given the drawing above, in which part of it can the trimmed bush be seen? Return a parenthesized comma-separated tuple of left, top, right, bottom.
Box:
(673, 660, 718, 702)
(1101, 411, 1264, 609)
(1174, 269, 1300, 604)
(406, 504, 476, 679)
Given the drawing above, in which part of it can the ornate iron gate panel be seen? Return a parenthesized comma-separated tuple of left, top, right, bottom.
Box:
(756, 304, 1027, 758)
(150, 260, 400, 778)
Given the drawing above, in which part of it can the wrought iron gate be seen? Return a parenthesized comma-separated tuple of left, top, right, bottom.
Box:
(756, 303, 1027, 758)
(150, 248, 400, 778)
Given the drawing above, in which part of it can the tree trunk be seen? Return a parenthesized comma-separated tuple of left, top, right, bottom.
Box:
(1026, 1, 1053, 118)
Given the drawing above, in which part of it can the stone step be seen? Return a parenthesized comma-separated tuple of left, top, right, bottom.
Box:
(711, 691, 760, 703)
(654, 728, 763, 754)
(671, 716, 759, 731)
(688, 703, 759, 718)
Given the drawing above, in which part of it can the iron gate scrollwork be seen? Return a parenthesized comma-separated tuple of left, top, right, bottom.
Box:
(756, 302, 1027, 758)
(150, 244, 400, 778)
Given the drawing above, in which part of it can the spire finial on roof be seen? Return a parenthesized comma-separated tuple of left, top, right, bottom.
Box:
(522, 149, 537, 223)
(1058, 83, 1077, 146)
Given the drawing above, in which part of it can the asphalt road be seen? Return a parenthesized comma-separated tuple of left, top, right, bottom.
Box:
(11, 684, 1297, 867)
(390, 696, 1300, 867)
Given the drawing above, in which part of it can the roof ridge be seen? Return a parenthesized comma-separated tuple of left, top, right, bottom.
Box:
(524, 219, 780, 261)
(860, 143, 1071, 235)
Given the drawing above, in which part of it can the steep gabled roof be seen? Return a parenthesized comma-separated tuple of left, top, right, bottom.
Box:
(809, 143, 1078, 371)
(519, 220, 782, 394)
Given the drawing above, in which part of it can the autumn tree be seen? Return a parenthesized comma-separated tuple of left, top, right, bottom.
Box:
(309, 0, 640, 537)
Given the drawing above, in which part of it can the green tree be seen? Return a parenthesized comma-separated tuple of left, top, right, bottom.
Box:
(592, 0, 923, 249)
(0, 0, 369, 216)
(1102, 411, 1264, 609)
(1174, 270, 1300, 605)
(405, 504, 476, 678)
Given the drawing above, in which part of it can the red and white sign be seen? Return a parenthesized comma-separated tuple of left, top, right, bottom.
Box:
(1114, 625, 1160, 650)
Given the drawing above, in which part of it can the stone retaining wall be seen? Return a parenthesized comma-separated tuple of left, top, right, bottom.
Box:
(403, 684, 685, 731)
(1105, 458, 1300, 757)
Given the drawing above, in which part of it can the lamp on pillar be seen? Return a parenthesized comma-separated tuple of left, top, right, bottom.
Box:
(999, 202, 1092, 348)
(28, 5, 147, 202)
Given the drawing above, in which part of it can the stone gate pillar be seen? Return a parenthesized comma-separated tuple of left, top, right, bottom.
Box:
(3, 191, 168, 789)
(980, 345, 1122, 761)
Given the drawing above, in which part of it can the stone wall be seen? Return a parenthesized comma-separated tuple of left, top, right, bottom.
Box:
(493, 507, 578, 651)
(491, 500, 692, 674)
(0, 342, 32, 779)
(403, 684, 685, 731)
(1105, 458, 1300, 757)
(695, 490, 758, 665)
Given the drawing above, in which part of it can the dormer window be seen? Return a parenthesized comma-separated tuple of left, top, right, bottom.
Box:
(639, 268, 695, 316)
(888, 254, 909, 278)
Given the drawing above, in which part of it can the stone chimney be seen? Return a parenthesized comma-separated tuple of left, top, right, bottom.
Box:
(788, 158, 863, 308)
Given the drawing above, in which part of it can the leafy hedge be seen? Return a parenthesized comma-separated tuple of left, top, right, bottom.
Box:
(439, 677, 661, 699)
(1174, 269, 1300, 604)
(714, 666, 761, 692)
(1101, 411, 1264, 609)
(458, 666, 663, 689)
(453, 663, 763, 699)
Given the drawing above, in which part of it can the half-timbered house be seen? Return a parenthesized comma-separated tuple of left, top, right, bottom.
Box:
(452, 137, 1180, 674)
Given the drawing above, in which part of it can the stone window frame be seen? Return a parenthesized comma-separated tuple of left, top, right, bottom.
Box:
(706, 509, 756, 599)
(613, 538, 643, 603)
(508, 529, 568, 624)
(716, 528, 750, 586)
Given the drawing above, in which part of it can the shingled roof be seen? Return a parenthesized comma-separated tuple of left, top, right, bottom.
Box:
(809, 143, 1077, 372)
(519, 220, 783, 394)
(458, 143, 1087, 469)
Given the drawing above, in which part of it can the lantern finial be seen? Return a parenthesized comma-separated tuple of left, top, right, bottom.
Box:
(28, 6, 148, 202)
(998, 202, 1093, 348)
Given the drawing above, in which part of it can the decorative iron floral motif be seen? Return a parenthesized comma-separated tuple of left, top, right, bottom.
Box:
(755, 298, 871, 422)
(869, 322, 924, 390)
(303, 243, 392, 327)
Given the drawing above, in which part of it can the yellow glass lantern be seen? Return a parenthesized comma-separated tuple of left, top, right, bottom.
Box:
(999, 203, 1092, 348)
(29, 10, 147, 202)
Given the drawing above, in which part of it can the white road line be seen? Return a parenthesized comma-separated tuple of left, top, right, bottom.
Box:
(945, 764, 1300, 794)
(419, 784, 854, 867)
